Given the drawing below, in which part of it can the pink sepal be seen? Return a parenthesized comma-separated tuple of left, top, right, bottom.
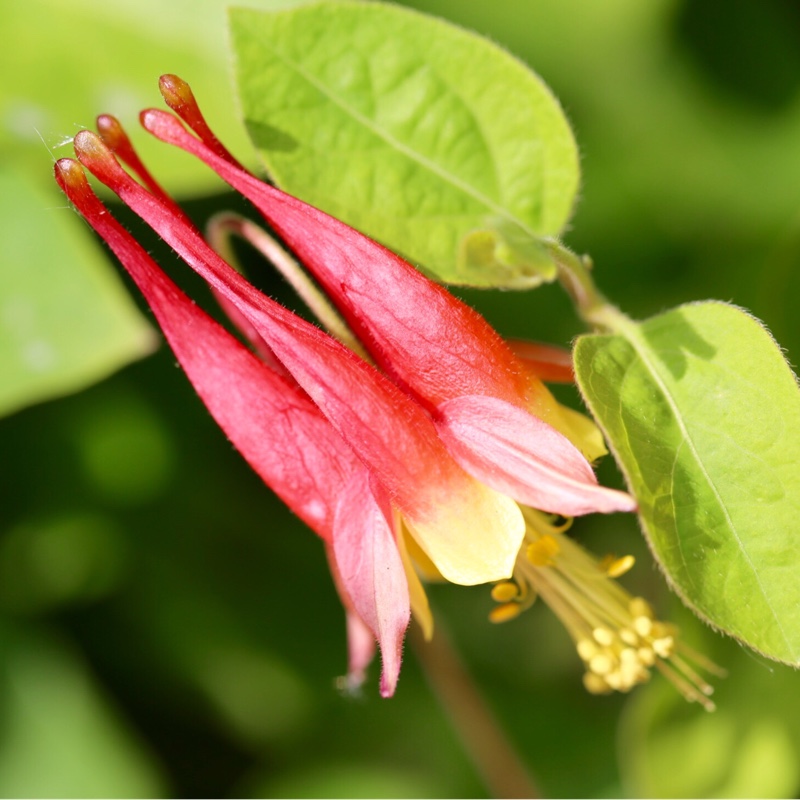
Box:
(343, 609, 378, 693)
(333, 470, 410, 697)
(435, 395, 637, 516)
(140, 109, 531, 410)
(54, 158, 356, 540)
(70, 130, 500, 540)
(324, 544, 379, 692)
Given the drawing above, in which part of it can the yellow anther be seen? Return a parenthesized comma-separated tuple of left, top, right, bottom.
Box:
(620, 628, 639, 647)
(491, 581, 520, 603)
(489, 602, 522, 624)
(617, 670, 637, 690)
(589, 653, 614, 676)
(598, 554, 614, 572)
(629, 597, 654, 619)
(605, 554, 635, 578)
(526, 535, 560, 566)
(593, 627, 615, 647)
(605, 671, 624, 690)
(507, 509, 720, 707)
(620, 660, 647, 685)
(651, 621, 673, 639)
(583, 672, 611, 695)
(577, 639, 598, 661)
(638, 647, 656, 667)
(652, 636, 674, 659)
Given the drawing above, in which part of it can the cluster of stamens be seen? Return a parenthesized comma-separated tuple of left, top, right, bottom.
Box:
(489, 508, 724, 710)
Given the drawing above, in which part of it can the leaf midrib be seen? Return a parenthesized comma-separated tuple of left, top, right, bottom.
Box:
(622, 322, 793, 655)
(246, 35, 540, 241)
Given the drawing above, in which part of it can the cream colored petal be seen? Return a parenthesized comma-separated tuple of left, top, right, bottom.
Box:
(402, 526, 445, 582)
(527, 379, 607, 462)
(556, 404, 608, 462)
(404, 483, 524, 586)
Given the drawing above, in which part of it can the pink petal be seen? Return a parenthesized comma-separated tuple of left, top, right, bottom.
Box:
(333, 471, 410, 698)
(209, 285, 285, 372)
(72, 130, 525, 584)
(324, 544, 378, 693)
(344, 609, 378, 693)
(435, 395, 637, 516)
(54, 158, 355, 540)
(140, 109, 530, 411)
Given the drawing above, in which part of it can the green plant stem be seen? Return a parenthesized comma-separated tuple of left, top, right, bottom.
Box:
(546, 239, 631, 334)
(410, 621, 541, 799)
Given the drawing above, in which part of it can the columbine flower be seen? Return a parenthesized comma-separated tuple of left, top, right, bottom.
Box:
(54, 76, 718, 704)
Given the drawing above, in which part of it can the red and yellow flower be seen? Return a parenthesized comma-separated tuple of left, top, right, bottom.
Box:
(55, 77, 718, 707)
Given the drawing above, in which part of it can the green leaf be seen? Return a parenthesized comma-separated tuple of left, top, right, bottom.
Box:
(230, 1, 579, 287)
(0, 623, 166, 797)
(0, 0, 285, 195)
(0, 168, 155, 417)
(574, 301, 800, 664)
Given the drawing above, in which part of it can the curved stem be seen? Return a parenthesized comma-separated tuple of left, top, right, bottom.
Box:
(409, 621, 542, 799)
(545, 239, 631, 334)
(206, 212, 371, 360)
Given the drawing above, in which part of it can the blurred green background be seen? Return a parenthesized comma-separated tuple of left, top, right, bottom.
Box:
(3, 0, 800, 796)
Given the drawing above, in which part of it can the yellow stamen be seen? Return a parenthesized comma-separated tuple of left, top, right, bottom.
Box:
(491, 581, 520, 602)
(593, 627, 615, 647)
(526, 535, 560, 566)
(652, 636, 675, 659)
(620, 628, 639, 646)
(577, 639, 598, 661)
(605, 554, 635, 578)
(638, 647, 656, 667)
(583, 671, 612, 695)
(489, 508, 723, 709)
(489, 602, 523, 624)
(629, 597, 654, 619)
(589, 653, 614, 675)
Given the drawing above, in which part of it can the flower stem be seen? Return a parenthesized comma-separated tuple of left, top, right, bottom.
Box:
(545, 239, 632, 334)
(409, 621, 541, 799)
(206, 212, 370, 360)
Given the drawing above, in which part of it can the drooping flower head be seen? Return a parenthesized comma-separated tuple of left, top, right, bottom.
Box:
(55, 76, 719, 706)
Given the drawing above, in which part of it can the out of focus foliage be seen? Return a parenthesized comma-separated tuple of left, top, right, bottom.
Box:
(2, 0, 800, 796)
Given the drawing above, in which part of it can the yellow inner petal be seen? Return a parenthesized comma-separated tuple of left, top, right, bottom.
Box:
(402, 525, 444, 582)
(404, 482, 524, 585)
(396, 520, 434, 641)
(526, 380, 607, 462)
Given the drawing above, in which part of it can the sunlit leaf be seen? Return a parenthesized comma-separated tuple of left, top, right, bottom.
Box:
(0, 625, 166, 797)
(574, 301, 800, 663)
(230, 1, 579, 287)
(0, 0, 289, 194)
(0, 168, 155, 417)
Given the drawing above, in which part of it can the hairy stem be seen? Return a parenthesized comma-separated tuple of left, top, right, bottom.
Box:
(546, 239, 631, 334)
(206, 212, 370, 359)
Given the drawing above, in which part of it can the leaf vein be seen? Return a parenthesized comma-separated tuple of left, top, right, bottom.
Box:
(622, 326, 792, 653)
(258, 42, 533, 237)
